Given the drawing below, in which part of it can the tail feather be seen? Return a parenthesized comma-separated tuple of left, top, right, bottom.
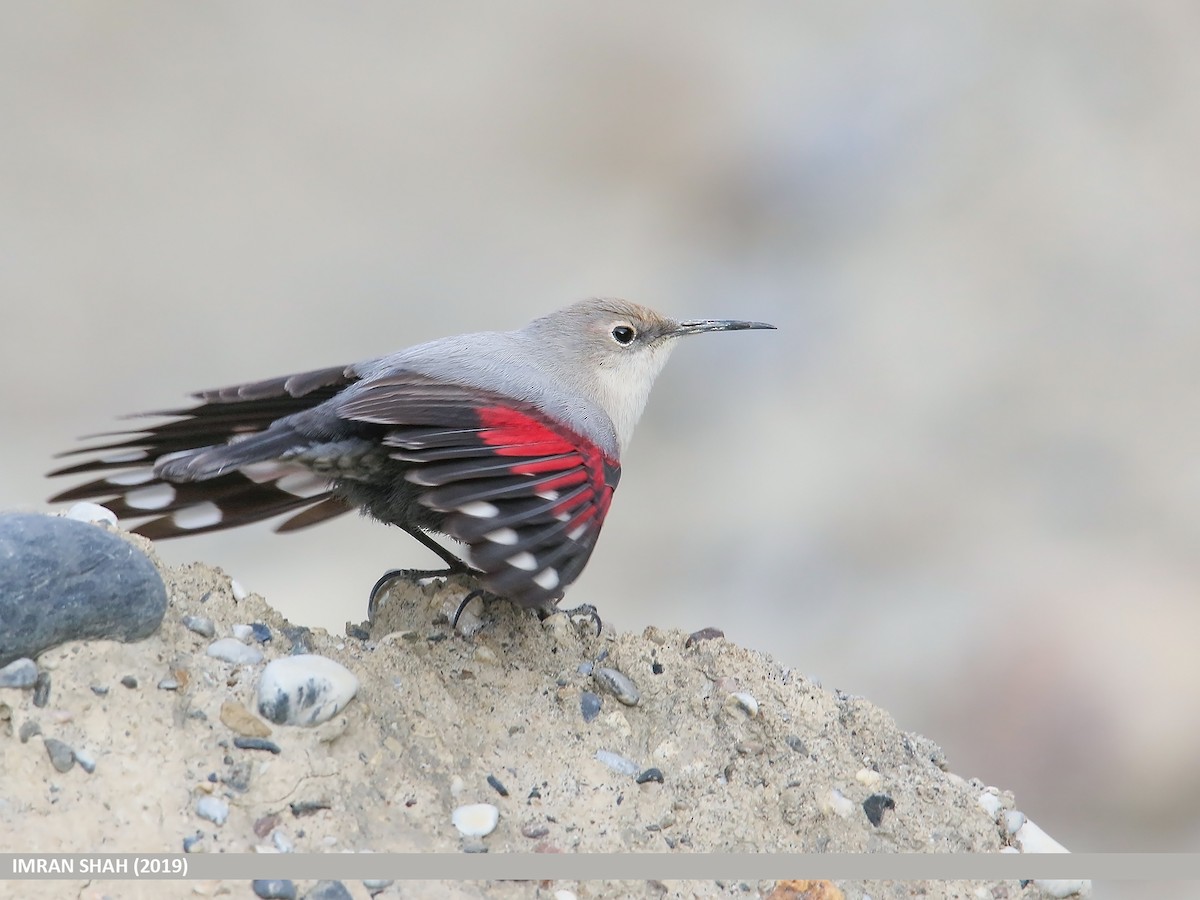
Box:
(47, 361, 362, 538)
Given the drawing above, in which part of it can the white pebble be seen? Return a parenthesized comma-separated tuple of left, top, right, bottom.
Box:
(1014, 817, 1069, 853)
(206, 638, 264, 666)
(594, 749, 640, 777)
(272, 830, 294, 853)
(1005, 810, 1026, 835)
(554, 892, 579, 900)
(977, 789, 1003, 820)
(231, 579, 248, 601)
(65, 502, 118, 527)
(855, 768, 882, 788)
(451, 803, 499, 837)
(74, 749, 97, 774)
(256, 655, 359, 726)
(232, 624, 254, 643)
(818, 788, 855, 818)
(195, 796, 229, 826)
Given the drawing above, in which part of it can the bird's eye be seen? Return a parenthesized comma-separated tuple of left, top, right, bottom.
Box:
(611, 325, 636, 345)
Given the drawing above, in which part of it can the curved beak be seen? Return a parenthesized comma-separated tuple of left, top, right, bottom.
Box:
(673, 318, 776, 337)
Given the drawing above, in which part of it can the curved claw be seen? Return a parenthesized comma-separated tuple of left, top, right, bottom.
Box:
(551, 602, 603, 637)
(368, 567, 469, 621)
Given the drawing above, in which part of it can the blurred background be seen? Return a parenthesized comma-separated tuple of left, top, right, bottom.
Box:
(4, 0, 1198, 877)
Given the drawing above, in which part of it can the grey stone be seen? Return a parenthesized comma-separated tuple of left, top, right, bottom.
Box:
(306, 882, 353, 900)
(0, 658, 38, 688)
(252, 880, 297, 900)
(0, 514, 167, 667)
(43, 737, 75, 772)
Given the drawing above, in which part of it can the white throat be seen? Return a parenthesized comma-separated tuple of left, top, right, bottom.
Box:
(590, 341, 677, 452)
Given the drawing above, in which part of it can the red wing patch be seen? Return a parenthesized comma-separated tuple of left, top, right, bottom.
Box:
(345, 384, 620, 609)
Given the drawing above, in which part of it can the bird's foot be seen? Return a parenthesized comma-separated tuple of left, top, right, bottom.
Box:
(544, 602, 604, 637)
(368, 566, 482, 622)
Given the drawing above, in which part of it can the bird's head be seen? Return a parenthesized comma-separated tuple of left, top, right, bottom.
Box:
(523, 298, 775, 452)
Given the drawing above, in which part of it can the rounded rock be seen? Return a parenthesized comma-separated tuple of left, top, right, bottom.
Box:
(595, 749, 640, 777)
(0, 513, 167, 667)
(252, 880, 297, 900)
(580, 691, 602, 723)
(0, 658, 38, 689)
(207, 638, 264, 666)
(256, 654, 359, 726)
(195, 795, 229, 826)
(182, 615, 216, 639)
(452, 803, 499, 837)
(43, 737, 75, 773)
(593, 666, 641, 706)
(64, 502, 118, 527)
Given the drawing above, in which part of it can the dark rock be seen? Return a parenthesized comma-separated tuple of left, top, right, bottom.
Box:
(19, 720, 41, 743)
(580, 691, 602, 722)
(233, 736, 282, 754)
(182, 615, 216, 639)
(43, 737, 75, 772)
(636, 767, 665, 784)
(32, 671, 51, 707)
(250, 623, 272, 644)
(486, 774, 509, 797)
(0, 514, 167, 667)
(120, 675, 138, 689)
(863, 793, 895, 827)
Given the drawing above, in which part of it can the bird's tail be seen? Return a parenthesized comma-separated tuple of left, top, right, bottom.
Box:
(48, 366, 357, 539)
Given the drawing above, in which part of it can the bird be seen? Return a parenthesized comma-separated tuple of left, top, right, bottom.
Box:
(49, 298, 774, 614)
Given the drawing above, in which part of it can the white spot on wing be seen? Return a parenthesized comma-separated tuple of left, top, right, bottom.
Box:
(508, 551, 538, 571)
(100, 450, 148, 464)
(485, 527, 519, 545)
(125, 483, 176, 510)
(461, 501, 499, 518)
(568, 523, 588, 541)
(105, 469, 156, 487)
(275, 472, 330, 498)
(534, 568, 560, 591)
(240, 461, 287, 483)
(535, 489, 560, 501)
(172, 502, 223, 530)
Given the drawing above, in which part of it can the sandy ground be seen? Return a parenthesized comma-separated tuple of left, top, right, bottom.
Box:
(0, 530, 1081, 900)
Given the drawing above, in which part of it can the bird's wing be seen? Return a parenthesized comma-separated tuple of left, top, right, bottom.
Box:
(47, 364, 361, 537)
(338, 373, 621, 608)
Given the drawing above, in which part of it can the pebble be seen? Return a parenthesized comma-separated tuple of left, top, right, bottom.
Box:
(593, 667, 641, 706)
(636, 768, 665, 784)
(64, 502, 118, 527)
(272, 830, 294, 853)
(307, 882, 353, 900)
(233, 737, 281, 754)
(182, 615, 216, 639)
(120, 675, 138, 689)
(819, 788, 855, 819)
(282, 626, 313, 655)
(251, 879, 297, 900)
(977, 790, 1003, 820)
(250, 623, 272, 644)
(44, 737, 76, 772)
(158, 677, 180, 691)
(195, 795, 229, 826)
(74, 749, 97, 774)
(232, 624, 255, 643)
(487, 774, 509, 797)
(362, 880, 394, 894)
(207, 638, 264, 666)
(0, 658, 38, 689)
(580, 691, 602, 723)
(257, 655, 359, 726)
(182, 832, 204, 852)
(220, 701, 273, 738)
(595, 749, 640, 777)
(1004, 810, 1026, 835)
(19, 720, 41, 743)
(856, 768, 882, 788)
(0, 513, 167, 666)
(90, 684, 109, 696)
(862, 793, 895, 827)
(452, 803, 499, 837)
(231, 579, 249, 601)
